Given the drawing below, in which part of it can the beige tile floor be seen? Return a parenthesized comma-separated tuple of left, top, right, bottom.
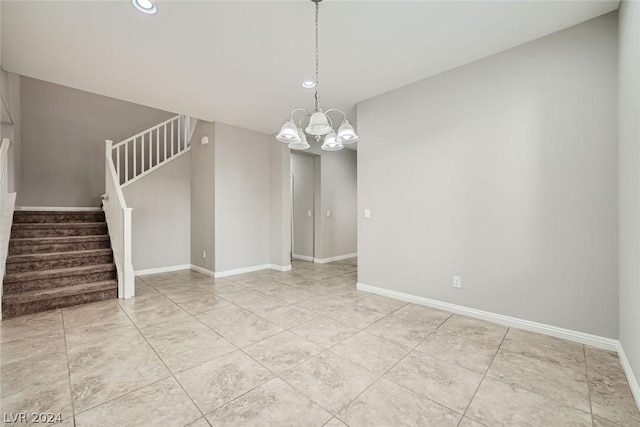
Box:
(1, 258, 639, 426)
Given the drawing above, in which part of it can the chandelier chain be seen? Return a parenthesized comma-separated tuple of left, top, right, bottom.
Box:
(314, 0, 320, 110)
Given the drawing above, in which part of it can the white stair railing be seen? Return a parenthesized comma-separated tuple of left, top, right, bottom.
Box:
(104, 114, 193, 298)
(104, 140, 134, 299)
(111, 114, 191, 188)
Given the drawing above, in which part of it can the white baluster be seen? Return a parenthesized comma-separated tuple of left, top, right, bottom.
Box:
(125, 141, 129, 182)
(116, 145, 121, 182)
(179, 115, 183, 151)
(171, 120, 175, 156)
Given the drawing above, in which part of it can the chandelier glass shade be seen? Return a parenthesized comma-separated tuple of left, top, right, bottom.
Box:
(288, 128, 311, 150)
(276, 0, 358, 151)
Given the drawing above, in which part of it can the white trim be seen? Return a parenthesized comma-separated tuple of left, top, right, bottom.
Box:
(293, 254, 314, 262)
(356, 282, 619, 351)
(213, 264, 272, 278)
(15, 206, 102, 211)
(190, 264, 215, 277)
(313, 253, 357, 264)
(270, 264, 292, 272)
(0, 193, 16, 320)
(618, 343, 640, 409)
(135, 264, 191, 276)
(212, 264, 293, 278)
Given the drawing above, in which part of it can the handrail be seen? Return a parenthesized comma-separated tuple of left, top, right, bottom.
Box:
(105, 140, 128, 209)
(0, 138, 10, 179)
(112, 114, 182, 149)
(104, 140, 134, 299)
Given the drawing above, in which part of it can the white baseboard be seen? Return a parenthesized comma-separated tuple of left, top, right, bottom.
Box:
(15, 206, 102, 211)
(314, 253, 357, 264)
(212, 263, 293, 278)
(190, 264, 215, 277)
(617, 343, 640, 409)
(293, 254, 314, 262)
(270, 264, 292, 272)
(356, 282, 619, 351)
(213, 264, 271, 278)
(135, 264, 191, 276)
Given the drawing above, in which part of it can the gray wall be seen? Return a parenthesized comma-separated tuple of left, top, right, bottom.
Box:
(214, 122, 271, 272)
(0, 70, 20, 194)
(269, 139, 291, 268)
(123, 153, 191, 272)
(190, 121, 215, 272)
(618, 0, 640, 385)
(320, 148, 357, 259)
(19, 77, 174, 207)
(300, 144, 358, 260)
(357, 13, 618, 338)
(291, 153, 315, 258)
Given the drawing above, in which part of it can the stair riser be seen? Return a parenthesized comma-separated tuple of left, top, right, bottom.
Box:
(2, 289, 118, 318)
(3, 270, 117, 294)
(6, 255, 114, 274)
(9, 240, 110, 256)
(11, 226, 108, 239)
(13, 213, 105, 224)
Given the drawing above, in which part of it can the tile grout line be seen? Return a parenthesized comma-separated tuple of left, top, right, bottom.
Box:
(59, 308, 78, 427)
(330, 324, 453, 425)
(179, 269, 380, 422)
(112, 301, 208, 427)
(142, 277, 298, 421)
(62, 302, 198, 420)
(455, 326, 510, 427)
(584, 345, 596, 427)
(128, 267, 364, 419)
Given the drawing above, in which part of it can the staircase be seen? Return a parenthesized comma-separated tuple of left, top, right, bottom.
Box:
(0, 115, 195, 317)
(1, 210, 117, 318)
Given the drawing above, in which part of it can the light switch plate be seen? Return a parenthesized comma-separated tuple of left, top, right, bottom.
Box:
(364, 209, 371, 218)
(326, 210, 331, 217)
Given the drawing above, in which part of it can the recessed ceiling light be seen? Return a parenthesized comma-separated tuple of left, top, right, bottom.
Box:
(132, 0, 157, 14)
(302, 81, 316, 89)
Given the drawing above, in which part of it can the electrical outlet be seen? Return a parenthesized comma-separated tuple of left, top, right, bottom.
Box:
(202, 251, 206, 259)
(453, 276, 462, 289)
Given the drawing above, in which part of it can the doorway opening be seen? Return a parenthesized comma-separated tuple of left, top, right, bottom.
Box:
(290, 152, 320, 265)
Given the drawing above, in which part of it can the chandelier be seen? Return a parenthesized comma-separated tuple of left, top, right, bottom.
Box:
(276, 0, 359, 151)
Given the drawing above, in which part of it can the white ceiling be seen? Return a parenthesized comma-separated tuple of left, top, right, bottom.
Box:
(1, 0, 619, 138)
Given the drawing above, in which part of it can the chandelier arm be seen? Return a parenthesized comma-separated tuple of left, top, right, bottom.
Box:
(288, 108, 312, 120)
(324, 109, 347, 122)
(297, 113, 312, 128)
